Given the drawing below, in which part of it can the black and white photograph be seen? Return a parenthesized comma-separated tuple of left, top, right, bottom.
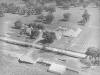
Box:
(0, 0, 100, 75)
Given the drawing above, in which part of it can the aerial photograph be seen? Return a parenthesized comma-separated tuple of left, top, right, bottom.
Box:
(0, 0, 100, 75)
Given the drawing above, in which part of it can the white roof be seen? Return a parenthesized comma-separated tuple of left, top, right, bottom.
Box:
(19, 55, 35, 64)
(48, 63, 66, 74)
(63, 28, 82, 37)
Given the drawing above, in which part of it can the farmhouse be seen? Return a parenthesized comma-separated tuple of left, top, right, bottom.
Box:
(55, 26, 82, 40)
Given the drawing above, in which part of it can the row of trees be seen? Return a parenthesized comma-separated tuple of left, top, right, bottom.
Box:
(0, 2, 43, 16)
(0, 2, 57, 17)
(22, 0, 78, 9)
(0, 0, 98, 18)
(40, 0, 100, 8)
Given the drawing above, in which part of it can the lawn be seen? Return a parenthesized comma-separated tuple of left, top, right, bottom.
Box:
(0, 5, 85, 50)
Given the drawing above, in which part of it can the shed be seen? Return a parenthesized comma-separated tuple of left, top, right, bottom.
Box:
(47, 63, 66, 75)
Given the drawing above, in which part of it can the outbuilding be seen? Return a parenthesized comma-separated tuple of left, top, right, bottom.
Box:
(47, 63, 66, 75)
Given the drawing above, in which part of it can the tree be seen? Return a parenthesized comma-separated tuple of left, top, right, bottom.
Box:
(28, 23, 45, 30)
(55, 0, 63, 6)
(85, 47, 98, 57)
(82, 10, 90, 22)
(85, 47, 100, 65)
(14, 7, 20, 14)
(43, 13, 54, 24)
(78, 10, 90, 26)
(0, 3, 8, 13)
(14, 20, 23, 29)
(36, 24, 45, 30)
(22, 0, 30, 3)
(95, 0, 100, 7)
(37, 14, 45, 20)
(36, 13, 53, 24)
(35, 14, 45, 22)
(0, 11, 4, 17)
(34, 6, 43, 15)
(39, 31, 56, 45)
(6, 3, 18, 14)
(15, 7, 28, 15)
(62, 13, 71, 21)
(60, 4, 70, 10)
(0, 3, 8, 8)
(30, 30, 40, 39)
(44, 6, 56, 13)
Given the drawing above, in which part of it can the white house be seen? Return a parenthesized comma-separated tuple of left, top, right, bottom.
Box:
(55, 26, 82, 40)
(63, 28, 82, 37)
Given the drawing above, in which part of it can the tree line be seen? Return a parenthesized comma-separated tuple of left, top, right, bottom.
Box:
(0, 1, 59, 17)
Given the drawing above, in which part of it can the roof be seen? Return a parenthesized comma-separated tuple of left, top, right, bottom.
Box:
(63, 28, 82, 37)
(56, 26, 82, 38)
(48, 63, 66, 74)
